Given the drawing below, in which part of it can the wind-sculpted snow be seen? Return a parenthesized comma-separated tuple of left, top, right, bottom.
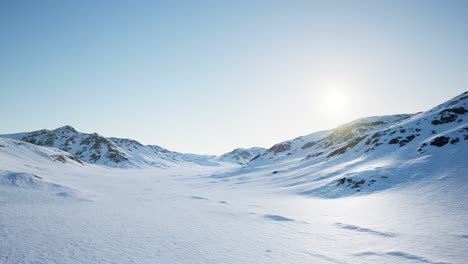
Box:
(0, 171, 80, 201)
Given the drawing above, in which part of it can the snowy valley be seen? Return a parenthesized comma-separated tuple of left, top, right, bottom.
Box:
(0, 92, 467, 264)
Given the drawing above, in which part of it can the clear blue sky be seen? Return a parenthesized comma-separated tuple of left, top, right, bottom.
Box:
(1, 0, 467, 154)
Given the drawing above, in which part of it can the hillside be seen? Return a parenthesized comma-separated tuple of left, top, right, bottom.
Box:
(210, 91, 468, 197)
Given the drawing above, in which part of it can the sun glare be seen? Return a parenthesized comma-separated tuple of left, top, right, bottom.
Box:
(325, 91, 347, 113)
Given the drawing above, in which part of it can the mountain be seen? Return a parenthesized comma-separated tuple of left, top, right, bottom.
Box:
(217, 147, 266, 164)
(0, 126, 263, 168)
(212, 91, 468, 197)
(0, 126, 203, 168)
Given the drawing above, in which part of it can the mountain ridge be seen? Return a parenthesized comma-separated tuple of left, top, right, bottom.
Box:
(1, 91, 466, 181)
(0, 126, 266, 168)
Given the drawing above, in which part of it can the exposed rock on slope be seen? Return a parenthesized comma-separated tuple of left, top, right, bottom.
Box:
(223, 91, 468, 197)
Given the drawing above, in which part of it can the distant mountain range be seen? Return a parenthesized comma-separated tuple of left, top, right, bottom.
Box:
(0, 126, 265, 168)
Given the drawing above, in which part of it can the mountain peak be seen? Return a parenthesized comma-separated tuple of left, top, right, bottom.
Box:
(219, 147, 266, 164)
(54, 125, 77, 132)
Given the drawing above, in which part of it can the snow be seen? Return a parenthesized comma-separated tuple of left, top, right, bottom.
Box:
(1, 139, 467, 263)
(0, 92, 467, 263)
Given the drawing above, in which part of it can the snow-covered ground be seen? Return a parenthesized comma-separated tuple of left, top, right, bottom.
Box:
(1, 92, 467, 263)
(1, 144, 467, 264)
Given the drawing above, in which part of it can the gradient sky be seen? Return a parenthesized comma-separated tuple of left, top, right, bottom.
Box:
(1, 0, 467, 154)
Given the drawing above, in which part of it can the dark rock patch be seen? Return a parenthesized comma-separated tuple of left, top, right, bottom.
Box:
(430, 136, 450, 147)
(337, 177, 347, 185)
(301, 141, 316, 149)
(417, 143, 427, 152)
(327, 136, 367, 158)
(250, 154, 261, 161)
(399, 135, 416, 147)
(388, 137, 401, 145)
(351, 180, 365, 189)
(67, 155, 84, 165)
(431, 107, 467, 125)
(305, 152, 323, 159)
(52, 155, 68, 163)
(268, 142, 291, 154)
(447, 106, 467, 115)
(337, 177, 369, 190)
(365, 138, 372, 145)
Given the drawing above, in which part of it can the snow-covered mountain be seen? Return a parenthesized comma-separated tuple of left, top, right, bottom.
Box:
(253, 92, 467, 165)
(1, 126, 188, 168)
(212, 91, 468, 197)
(0, 126, 264, 168)
(217, 147, 266, 164)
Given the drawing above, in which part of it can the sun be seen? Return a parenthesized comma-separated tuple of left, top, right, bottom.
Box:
(325, 91, 347, 113)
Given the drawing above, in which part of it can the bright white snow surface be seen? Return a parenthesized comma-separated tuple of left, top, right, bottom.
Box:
(1, 92, 467, 263)
(1, 138, 467, 264)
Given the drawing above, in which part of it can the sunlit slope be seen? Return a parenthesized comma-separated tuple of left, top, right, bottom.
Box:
(215, 91, 468, 197)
